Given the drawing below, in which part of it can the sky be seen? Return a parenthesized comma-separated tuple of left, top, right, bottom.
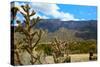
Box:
(11, 1, 97, 25)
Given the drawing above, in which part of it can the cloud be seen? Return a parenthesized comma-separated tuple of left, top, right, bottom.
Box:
(80, 18, 86, 20)
(14, 2, 50, 19)
(53, 12, 77, 21)
(31, 3, 82, 21)
(31, 3, 60, 15)
(40, 15, 50, 19)
(30, 13, 50, 20)
(14, 2, 84, 21)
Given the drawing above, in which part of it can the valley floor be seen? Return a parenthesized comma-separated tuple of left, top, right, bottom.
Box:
(45, 54, 97, 64)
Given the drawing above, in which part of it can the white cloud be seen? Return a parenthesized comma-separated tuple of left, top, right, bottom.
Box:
(80, 18, 86, 20)
(40, 15, 50, 19)
(31, 3, 82, 21)
(54, 12, 76, 21)
(14, 2, 50, 19)
(31, 3, 60, 15)
(14, 2, 85, 21)
(30, 13, 49, 19)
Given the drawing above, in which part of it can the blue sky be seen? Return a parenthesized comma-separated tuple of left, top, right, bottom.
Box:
(12, 1, 97, 25)
(58, 4, 97, 20)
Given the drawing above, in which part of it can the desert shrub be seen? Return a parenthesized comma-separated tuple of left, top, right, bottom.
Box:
(35, 44, 53, 55)
(69, 40, 97, 54)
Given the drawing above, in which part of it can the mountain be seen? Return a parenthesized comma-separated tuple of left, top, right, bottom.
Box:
(35, 19, 97, 40)
(36, 19, 97, 32)
(12, 19, 97, 40)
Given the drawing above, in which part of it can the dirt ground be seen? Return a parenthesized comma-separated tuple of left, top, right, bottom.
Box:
(45, 54, 97, 63)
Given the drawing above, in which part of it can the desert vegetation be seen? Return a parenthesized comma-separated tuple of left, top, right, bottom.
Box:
(11, 4, 97, 65)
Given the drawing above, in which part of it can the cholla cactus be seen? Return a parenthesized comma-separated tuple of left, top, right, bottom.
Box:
(13, 4, 42, 65)
(50, 38, 71, 63)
